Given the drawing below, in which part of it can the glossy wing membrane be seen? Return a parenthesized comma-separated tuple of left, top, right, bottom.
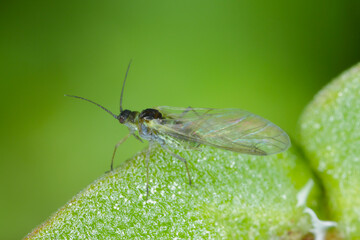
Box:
(150, 106, 290, 155)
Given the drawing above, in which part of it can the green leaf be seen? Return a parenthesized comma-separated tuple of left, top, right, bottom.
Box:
(26, 145, 321, 239)
(299, 63, 360, 239)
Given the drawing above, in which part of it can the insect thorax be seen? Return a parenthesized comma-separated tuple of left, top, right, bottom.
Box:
(137, 109, 166, 144)
(139, 108, 163, 121)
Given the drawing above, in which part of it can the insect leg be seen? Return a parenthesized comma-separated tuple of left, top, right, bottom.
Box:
(110, 133, 131, 171)
(132, 133, 144, 143)
(145, 141, 155, 200)
(145, 144, 150, 200)
(180, 106, 201, 117)
(161, 145, 192, 186)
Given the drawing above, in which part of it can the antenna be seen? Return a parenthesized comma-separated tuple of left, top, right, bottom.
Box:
(65, 94, 118, 119)
(120, 59, 132, 112)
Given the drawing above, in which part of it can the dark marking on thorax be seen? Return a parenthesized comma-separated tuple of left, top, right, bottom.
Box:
(139, 108, 164, 121)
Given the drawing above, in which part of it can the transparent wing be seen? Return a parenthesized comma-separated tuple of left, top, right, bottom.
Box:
(149, 106, 290, 155)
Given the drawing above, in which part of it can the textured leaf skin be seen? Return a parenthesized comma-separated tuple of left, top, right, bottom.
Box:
(26, 145, 320, 239)
(299, 63, 360, 239)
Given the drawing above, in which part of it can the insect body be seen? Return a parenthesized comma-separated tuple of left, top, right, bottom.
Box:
(66, 61, 291, 199)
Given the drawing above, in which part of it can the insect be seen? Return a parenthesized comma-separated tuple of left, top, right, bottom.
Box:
(66, 61, 291, 199)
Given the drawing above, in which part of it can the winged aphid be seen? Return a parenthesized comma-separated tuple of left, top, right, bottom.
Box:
(66, 61, 291, 199)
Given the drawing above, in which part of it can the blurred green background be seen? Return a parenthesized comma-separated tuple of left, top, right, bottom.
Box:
(1, 0, 360, 239)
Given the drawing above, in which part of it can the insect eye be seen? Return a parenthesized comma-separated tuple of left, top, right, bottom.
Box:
(119, 110, 131, 124)
(119, 116, 125, 123)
